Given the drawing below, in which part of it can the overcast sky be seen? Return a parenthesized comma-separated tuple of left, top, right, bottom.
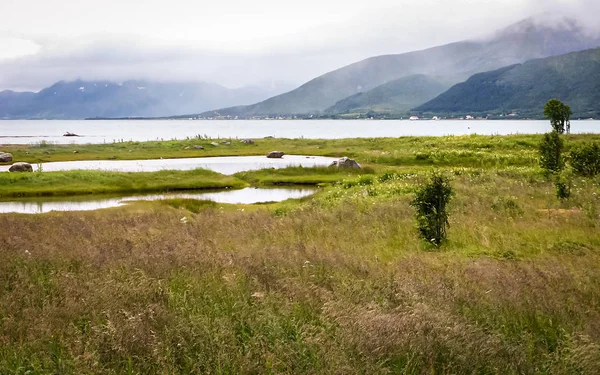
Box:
(0, 0, 598, 91)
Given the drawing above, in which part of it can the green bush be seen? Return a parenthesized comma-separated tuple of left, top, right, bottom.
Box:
(410, 172, 454, 246)
(539, 131, 565, 173)
(570, 143, 600, 176)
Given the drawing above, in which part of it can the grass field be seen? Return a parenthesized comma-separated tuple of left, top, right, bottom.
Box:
(0, 135, 599, 374)
(0, 169, 246, 198)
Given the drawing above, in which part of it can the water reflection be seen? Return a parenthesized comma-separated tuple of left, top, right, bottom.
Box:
(0, 188, 315, 214)
(0, 155, 337, 175)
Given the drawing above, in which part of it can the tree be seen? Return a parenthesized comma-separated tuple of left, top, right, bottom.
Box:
(411, 172, 454, 246)
(539, 131, 565, 173)
(544, 99, 572, 134)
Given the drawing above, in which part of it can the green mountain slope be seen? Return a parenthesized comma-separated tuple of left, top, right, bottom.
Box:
(416, 47, 600, 117)
(203, 17, 600, 117)
(325, 75, 450, 114)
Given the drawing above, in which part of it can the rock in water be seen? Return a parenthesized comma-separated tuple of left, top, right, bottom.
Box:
(9, 162, 33, 172)
(0, 152, 13, 163)
(329, 157, 361, 169)
(267, 151, 285, 159)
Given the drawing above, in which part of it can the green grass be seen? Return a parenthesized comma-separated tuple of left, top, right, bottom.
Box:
(1, 134, 600, 373)
(234, 165, 376, 186)
(3, 134, 600, 169)
(0, 169, 246, 198)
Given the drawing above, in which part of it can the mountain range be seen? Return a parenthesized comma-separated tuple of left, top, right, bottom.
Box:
(1, 16, 600, 120)
(0, 80, 294, 120)
(201, 16, 600, 118)
(416, 47, 600, 118)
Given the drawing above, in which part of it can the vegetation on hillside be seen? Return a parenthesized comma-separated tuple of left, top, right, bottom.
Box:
(417, 48, 600, 118)
(325, 75, 450, 115)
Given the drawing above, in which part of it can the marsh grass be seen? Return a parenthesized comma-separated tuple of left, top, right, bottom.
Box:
(0, 169, 247, 197)
(1, 135, 600, 373)
(234, 166, 376, 186)
(4, 134, 600, 168)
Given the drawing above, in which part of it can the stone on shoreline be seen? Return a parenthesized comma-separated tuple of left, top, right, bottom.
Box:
(329, 157, 361, 169)
(9, 162, 33, 172)
(267, 151, 284, 159)
(0, 152, 13, 163)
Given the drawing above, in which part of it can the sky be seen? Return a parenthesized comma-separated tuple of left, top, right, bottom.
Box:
(0, 0, 599, 91)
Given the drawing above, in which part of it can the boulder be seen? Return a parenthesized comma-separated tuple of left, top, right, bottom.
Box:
(210, 142, 219, 147)
(9, 162, 33, 172)
(329, 157, 361, 169)
(63, 132, 80, 137)
(267, 151, 285, 159)
(221, 141, 231, 145)
(193, 145, 204, 150)
(241, 139, 255, 144)
(0, 152, 13, 163)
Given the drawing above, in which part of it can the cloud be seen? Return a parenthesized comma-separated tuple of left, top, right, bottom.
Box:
(0, 0, 599, 91)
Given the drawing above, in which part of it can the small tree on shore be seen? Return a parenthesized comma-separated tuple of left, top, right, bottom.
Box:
(544, 99, 572, 134)
(539, 131, 565, 173)
(411, 172, 454, 246)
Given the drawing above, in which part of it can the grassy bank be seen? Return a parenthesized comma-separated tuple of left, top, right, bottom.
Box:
(1, 134, 600, 373)
(234, 165, 377, 186)
(1, 166, 599, 373)
(3, 134, 600, 169)
(0, 169, 246, 198)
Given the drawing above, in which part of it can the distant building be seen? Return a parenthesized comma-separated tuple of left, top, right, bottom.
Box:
(409, 116, 419, 121)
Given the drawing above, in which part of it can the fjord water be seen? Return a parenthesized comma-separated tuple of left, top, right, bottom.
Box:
(0, 188, 316, 214)
(1, 119, 599, 144)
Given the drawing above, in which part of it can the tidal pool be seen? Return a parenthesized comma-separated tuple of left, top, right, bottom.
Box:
(0, 155, 337, 175)
(0, 187, 316, 214)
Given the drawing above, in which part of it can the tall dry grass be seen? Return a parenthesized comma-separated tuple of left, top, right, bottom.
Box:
(1, 168, 599, 374)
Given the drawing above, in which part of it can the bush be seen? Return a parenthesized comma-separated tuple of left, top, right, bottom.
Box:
(410, 172, 454, 246)
(570, 143, 600, 176)
(539, 131, 565, 173)
(555, 181, 571, 201)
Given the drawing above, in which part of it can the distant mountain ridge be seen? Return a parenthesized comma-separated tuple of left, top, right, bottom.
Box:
(416, 47, 600, 117)
(203, 16, 600, 117)
(0, 80, 295, 119)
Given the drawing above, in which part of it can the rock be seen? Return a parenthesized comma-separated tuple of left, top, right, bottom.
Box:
(221, 141, 231, 145)
(73, 150, 79, 154)
(9, 162, 33, 172)
(267, 151, 285, 159)
(0, 152, 13, 163)
(184, 146, 190, 150)
(108, 156, 117, 160)
(329, 157, 361, 169)
(63, 132, 80, 137)
(241, 139, 255, 144)
(210, 142, 219, 147)
(264, 136, 274, 139)
(193, 145, 204, 150)
(43, 151, 50, 155)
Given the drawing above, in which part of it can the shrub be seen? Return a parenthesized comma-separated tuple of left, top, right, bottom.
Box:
(410, 172, 454, 246)
(539, 131, 565, 173)
(555, 181, 571, 201)
(570, 143, 600, 176)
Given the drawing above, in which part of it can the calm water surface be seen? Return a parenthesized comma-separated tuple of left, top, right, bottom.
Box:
(0, 188, 316, 214)
(0, 155, 337, 174)
(1, 119, 599, 144)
